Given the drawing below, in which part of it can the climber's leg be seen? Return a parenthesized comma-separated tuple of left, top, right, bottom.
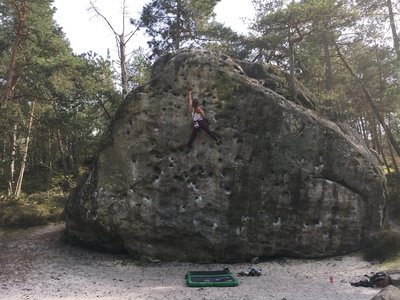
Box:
(186, 126, 199, 151)
(198, 119, 220, 143)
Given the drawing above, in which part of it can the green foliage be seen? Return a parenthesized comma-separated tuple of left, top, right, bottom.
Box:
(215, 72, 236, 102)
(363, 177, 400, 263)
(0, 0, 120, 197)
(0, 0, 14, 55)
(250, 0, 355, 63)
(139, 0, 223, 58)
(386, 176, 400, 219)
(203, 23, 251, 60)
(128, 47, 152, 88)
(363, 230, 400, 262)
(0, 189, 66, 228)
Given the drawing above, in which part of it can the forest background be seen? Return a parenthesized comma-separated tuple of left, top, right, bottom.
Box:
(0, 0, 399, 260)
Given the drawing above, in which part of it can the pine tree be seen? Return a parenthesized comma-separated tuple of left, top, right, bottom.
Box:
(0, 0, 120, 196)
(139, 0, 221, 58)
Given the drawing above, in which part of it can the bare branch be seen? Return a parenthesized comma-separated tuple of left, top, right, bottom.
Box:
(89, 0, 119, 37)
(125, 24, 142, 44)
(122, 0, 126, 38)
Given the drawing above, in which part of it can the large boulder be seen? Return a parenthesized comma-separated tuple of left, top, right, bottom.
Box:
(65, 49, 386, 262)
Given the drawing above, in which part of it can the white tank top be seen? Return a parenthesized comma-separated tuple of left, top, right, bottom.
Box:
(192, 110, 202, 121)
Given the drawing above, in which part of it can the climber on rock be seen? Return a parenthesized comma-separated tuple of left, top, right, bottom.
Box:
(185, 90, 220, 153)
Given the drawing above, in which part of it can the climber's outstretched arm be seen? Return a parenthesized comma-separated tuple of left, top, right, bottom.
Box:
(188, 91, 193, 112)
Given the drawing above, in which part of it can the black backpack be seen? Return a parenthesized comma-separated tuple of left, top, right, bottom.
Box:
(369, 272, 391, 288)
(351, 272, 391, 288)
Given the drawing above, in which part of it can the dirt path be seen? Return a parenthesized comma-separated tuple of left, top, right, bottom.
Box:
(0, 223, 383, 299)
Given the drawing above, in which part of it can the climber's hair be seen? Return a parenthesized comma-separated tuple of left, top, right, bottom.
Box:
(192, 100, 199, 108)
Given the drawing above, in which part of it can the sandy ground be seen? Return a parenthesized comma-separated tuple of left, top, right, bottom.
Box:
(0, 223, 386, 300)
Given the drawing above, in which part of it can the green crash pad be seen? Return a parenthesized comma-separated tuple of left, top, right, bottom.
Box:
(185, 269, 239, 287)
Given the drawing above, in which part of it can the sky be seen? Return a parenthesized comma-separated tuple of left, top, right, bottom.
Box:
(52, 0, 255, 62)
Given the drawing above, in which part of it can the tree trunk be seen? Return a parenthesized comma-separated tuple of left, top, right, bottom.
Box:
(288, 37, 298, 100)
(322, 31, 332, 92)
(1, 139, 5, 178)
(387, 114, 400, 175)
(69, 143, 80, 178)
(359, 115, 369, 147)
(335, 43, 400, 158)
(386, 0, 400, 60)
(369, 112, 380, 153)
(7, 123, 18, 196)
(89, 0, 132, 99)
(373, 113, 394, 174)
(15, 100, 36, 197)
(1, 0, 26, 109)
(175, 0, 182, 50)
(48, 129, 53, 173)
(57, 129, 69, 176)
(380, 146, 392, 176)
(387, 136, 400, 175)
(119, 33, 128, 99)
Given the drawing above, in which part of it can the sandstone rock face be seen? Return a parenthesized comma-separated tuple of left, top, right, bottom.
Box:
(65, 49, 386, 262)
(371, 285, 400, 300)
